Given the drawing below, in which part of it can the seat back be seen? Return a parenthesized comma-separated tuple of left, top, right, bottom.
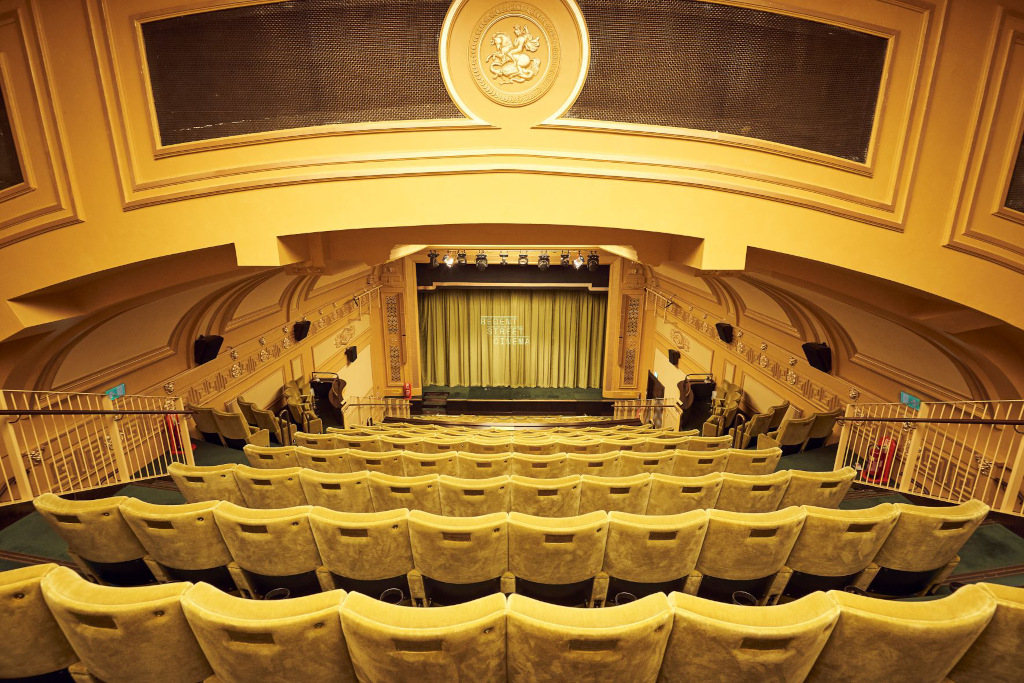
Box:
(420, 436, 468, 453)
(0, 564, 76, 679)
(309, 507, 413, 582)
(510, 475, 582, 517)
(647, 473, 723, 515)
(298, 470, 373, 512)
(681, 435, 733, 452)
(34, 493, 145, 563)
(213, 409, 253, 441)
(557, 439, 603, 454)
(806, 586, 996, 683)
(401, 451, 458, 477)
(508, 511, 608, 585)
(188, 404, 221, 436)
(506, 593, 672, 683)
(341, 592, 506, 682)
(578, 474, 652, 514)
(786, 504, 899, 577)
(408, 511, 508, 584)
(872, 500, 988, 572)
(661, 591, 839, 683)
(243, 444, 298, 469)
(41, 566, 211, 683)
(511, 454, 569, 479)
(368, 473, 441, 514)
(805, 409, 842, 441)
(252, 406, 285, 444)
(234, 397, 259, 426)
(617, 451, 675, 476)
(696, 508, 806, 581)
(457, 452, 512, 479)
(462, 438, 512, 454)
(736, 411, 772, 449)
(168, 463, 245, 504)
(213, 503, 319, 577)
(949, 583, 1024, 683)
(671, 450, 728, 477)
(234, 465, 307, 508)
(603, 510, 708, 584)
(346, 451, 404, 476)
(724, 447, 782, 475)
(513, 439, 560, 456)
(778, 467, 856, 508)
(767, 401, 791, 430)
(295, 447, 351, 473)
(438, 475, 510, 517)
(716, 471, 790, 513)
(379, 435, 421, 451)
(121, 499, 232, 572)
(293, 432, 338, 450)
(334, 435, 382, 452)
(566, 453, 620, 476)
(774, 416, 816, 447)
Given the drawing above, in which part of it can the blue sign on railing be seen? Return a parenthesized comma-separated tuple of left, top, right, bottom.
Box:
(899, 391, 921, 411)
(105, 383, 126, 401)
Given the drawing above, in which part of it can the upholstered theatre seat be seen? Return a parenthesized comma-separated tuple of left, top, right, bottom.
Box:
(34, 493, 155, 586)
(367, 472, 441, 514)
(401, 451, 458, 477)
(618, 452, 675, 477)
(347, 451, 404, 476)
(578, 474, 652, 515)
(646, 474, 723, 515)
(658, 591, 839, 683)
(566, 453, 621, 476)
(332, 435, 383, 451)
(182, 583, 356, 683)
(506, 592, 672, 683)
(723, 447, 782, 476)
(948, 583, 1024, 683)
(438, 475, 510, 517)
(777, 467, 856, 508)
(298, 469, 374, 512)
(233, 465, 307, 509)
(805, 585, 996, 683)
(0, 563, 77, 680)
(602, 510, 707, 603)
(243, 444, 299, 469)
(295, 447, 351, 473)
(41, 566, 211, 683)
(168, 462, 245, 505)
(715, 471, 790, 513)
(457, 452, 512, 479)
(341, 591, 507, 682)
(511, 454, 569, 479)
(292, 432, 338, 450)
(670, 450, 728, 478)
(510, 475, 582, 517)
(679, 435, 733, 452)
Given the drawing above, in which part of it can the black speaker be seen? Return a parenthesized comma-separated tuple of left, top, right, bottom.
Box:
(193, 335, 223, 365)
(293, 320, 312, 341)
(345, 346, 358, 363)
(802, 342, 833, 373)
(715, 323, 734, 344)
(668, 349, 681, 366)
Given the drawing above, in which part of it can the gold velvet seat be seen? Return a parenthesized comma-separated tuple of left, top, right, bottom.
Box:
(182, 583, 356, 683)
(617, 451, 675, 476)
(512, 439, 560, 456)
(168, 463, 246, 505)
(41, 566, 211, 683)
(295, 447, 351, 473)
(508, 511, 609, 607)
(456, 452, 512, 479)
(341, 591, 507, 682)
(566, 452, 620, 476)
(408, 510, 511, 605)
(603, 436, 647, 452)
(636, 434, 696, 452)
(659, 591, 839, 683)
(0, 563, 77, 680)
(438, 475, 510, 516)
(333, 435, 383, 452)
(368, 472, 442, 514)
(213, 409, 271, 449)
(802, 408, 843, 451)
(679, 435, 733, 452)
(646, 473, 723, 515)
(309, 507, 423, 605)
(805, 586, 996, 683)
(602, 510, 707, 603)
(120, 499, 236, 592)
(298, 469, 374, 512)
(731, 411, 772, 450)
(213, 503, 322, 599)
(461, 438, 512, 455)
(506, 592, 672, 683)
(669, 450, 728, 477)
(420, 436, 468, 453)
(777, 466, 856, 508)
(783, 504, 900, 598)
(400, 451, 458, 477)
(723, 447, 782, 475)
(867, 499, 988, 597)
(948, 583, 1024, 683)
(292, 432, 337, 450)
(557, 438, 603, 454)
(510, 453, 569, 479)
(695, 507, 806, 605)
(379, 435, 423, 452)
(715, 471, 790, 513)
(510, 475, 582, 517)
(233, 465, 307, 509)
(758, 415, 815, 455)
(578, 474, 652, 515)
(242, 444, 299, 469)
(34, 493, 154, 586)
(346, 450, 404, 476)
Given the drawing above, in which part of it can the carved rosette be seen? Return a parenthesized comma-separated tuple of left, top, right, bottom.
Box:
(758, 353, 770, 368)
(470, 3, 560, 107)
(229, 363, 242, 379)
(786, 370, 798, 385)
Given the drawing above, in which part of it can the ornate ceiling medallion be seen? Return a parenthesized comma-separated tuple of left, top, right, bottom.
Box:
(471, 3, 559, 107)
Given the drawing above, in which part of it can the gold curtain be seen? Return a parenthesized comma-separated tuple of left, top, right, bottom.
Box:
(419, 289, 607, 388)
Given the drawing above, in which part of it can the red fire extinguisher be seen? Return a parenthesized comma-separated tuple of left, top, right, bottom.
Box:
(403, 382, 412, 400)
(862, 434, 898, 484)
(164, 414, 194, 456)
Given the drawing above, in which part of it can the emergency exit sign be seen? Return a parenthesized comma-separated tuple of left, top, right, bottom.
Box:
(899, 391, 921, 411)
(105, 383, 126, 400)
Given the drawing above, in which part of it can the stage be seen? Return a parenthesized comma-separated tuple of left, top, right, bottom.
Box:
(416, 385, 611, 416)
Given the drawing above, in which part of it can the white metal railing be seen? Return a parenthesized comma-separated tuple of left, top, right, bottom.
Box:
(342, 395, 411, 427)
(0, 390, 193, 506)
(613, 399, 681, 430)
(834, 400, 1024, 515)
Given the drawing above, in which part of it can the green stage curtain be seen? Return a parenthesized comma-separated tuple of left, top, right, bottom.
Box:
(419, 289, 607, 388)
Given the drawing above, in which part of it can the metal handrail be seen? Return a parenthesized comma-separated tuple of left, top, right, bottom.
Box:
(838, 416, 1024, 426)
(0, 409, 192, 416)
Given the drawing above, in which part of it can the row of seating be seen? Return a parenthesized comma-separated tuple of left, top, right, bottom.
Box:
(240, 444, 784, 477)
(2, 564, 1017, 683)
(304, 431, 729, 453)
(34, 493, 988, 606)
(169, 463, 857, 516)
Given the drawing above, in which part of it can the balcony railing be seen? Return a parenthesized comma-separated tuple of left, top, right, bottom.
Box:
(613, 399, 683, 430)
(342, 395, 411, 427)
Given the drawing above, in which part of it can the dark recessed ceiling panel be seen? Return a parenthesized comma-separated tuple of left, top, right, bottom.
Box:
(0, 86, 24, 191)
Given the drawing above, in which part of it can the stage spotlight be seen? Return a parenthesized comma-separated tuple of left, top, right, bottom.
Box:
(428, 250, 439, 268)
(457, 251, 467, 266)
(443, 252, 455, 268)
(518, 252, 529, 266)
(538, 253, 550, 270)
(573, 251, 585, 269)
(587, 251, 600, 271)
(560, 251, 571, 267)
(476, 253, 488, 270)
(500, 252, 508, 265)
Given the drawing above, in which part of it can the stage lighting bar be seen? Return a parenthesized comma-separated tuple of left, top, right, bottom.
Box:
(587, 251, 600, 272)
(538, 253, 550, 270)
(500, 252, 508, 265)
(573, 251, 585, 269)
(428, 250, 439, 269)
(518, 253, 529, 266)
(476, 253, 488, 270)
(457, 251, 467, 266)
(560, 251, 571, 267)
(443, 252, 455, 268)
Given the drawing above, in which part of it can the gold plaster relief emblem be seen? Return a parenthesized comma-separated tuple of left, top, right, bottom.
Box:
(471, 3, 560, 107)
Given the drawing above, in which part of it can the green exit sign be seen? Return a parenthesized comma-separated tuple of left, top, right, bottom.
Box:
(105, 383, 126, 400)
(900, 391, 921, 411)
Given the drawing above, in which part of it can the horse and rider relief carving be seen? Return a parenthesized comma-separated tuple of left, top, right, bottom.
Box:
(487, 25, 542, 83)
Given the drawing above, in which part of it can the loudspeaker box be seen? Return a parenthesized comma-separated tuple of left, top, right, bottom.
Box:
(715, 323, 734, 344)
(345, 346, 358, 363)
(293, 320, 312, 341)
(802, 342, 833, 373)
(668, 349, 681, 366)
(193, 335, 223, 366)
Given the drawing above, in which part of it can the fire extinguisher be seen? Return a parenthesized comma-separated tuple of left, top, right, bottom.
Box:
(403, 382, 412, 400)
(862, 435, 898, 484)
(164, 414, 194, 456)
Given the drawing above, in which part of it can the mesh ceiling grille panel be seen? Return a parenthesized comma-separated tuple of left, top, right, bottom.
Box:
(142, 0, 463, 146)
(1005, 137, 1024, 213)
(567, 0, 889, 162)
(0, 86, 23, 191)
